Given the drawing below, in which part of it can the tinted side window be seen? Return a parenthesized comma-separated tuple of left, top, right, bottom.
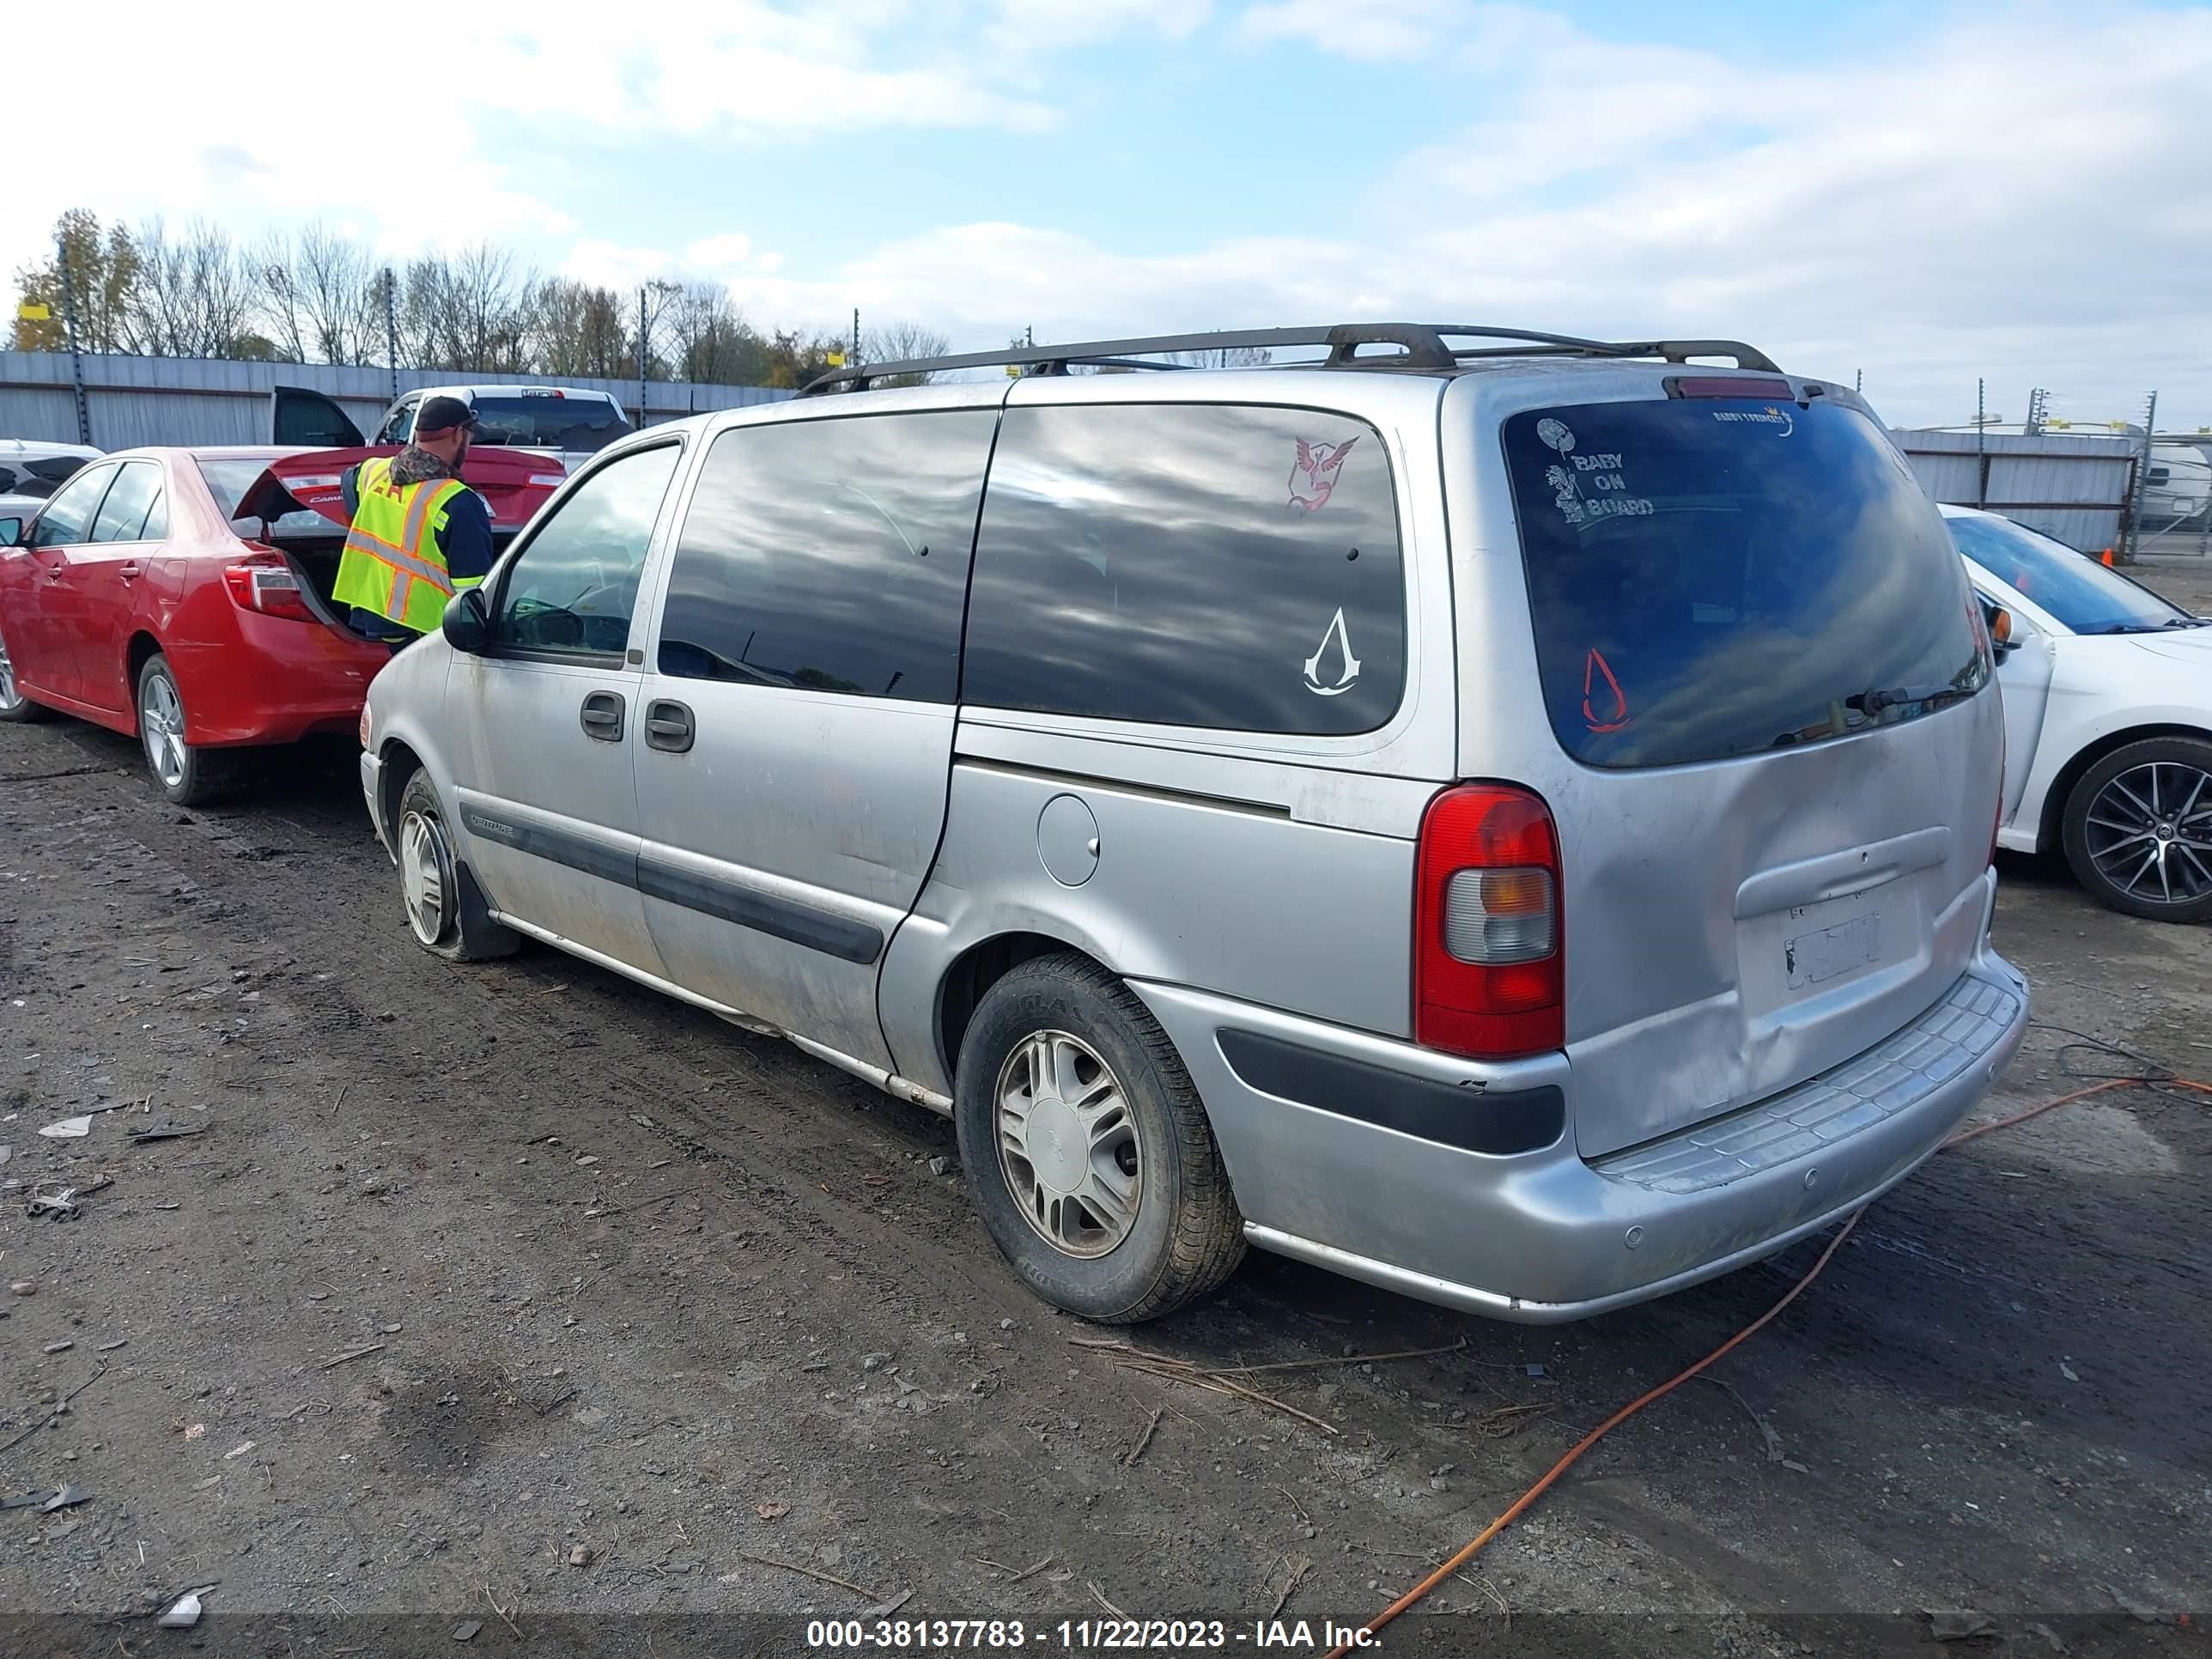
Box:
(656, 410, 994, 702)
(90, 463, 162, 543)
(963, 404, 1405, 734)
(495, 442, 683, 655)
(140, 491, 167, 541)
(27, 465, 117, 548)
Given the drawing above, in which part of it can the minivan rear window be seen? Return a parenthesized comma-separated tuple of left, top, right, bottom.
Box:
(1503, 397, 1990, 769)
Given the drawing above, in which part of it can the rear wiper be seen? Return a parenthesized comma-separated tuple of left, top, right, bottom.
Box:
(1849, 684, 1968, 715)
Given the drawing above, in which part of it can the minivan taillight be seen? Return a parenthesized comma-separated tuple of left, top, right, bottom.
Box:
(223, 557, 318, 623)
(1414, 784, 1564, 1060)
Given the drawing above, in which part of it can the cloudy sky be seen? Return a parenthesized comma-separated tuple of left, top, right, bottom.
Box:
(10, 0, 2209, 427)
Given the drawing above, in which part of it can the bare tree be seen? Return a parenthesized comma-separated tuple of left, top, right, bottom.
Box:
(531, 277, 631, 379)
(861, 319, 950, 386)
(126, 218, 257, 356)
(449, 243, 534, 372)
(257, 228, 313, 364)
(667, 281, 769, 384)
(1165, 345, 1272, 368)
(295, 223, 378, 363)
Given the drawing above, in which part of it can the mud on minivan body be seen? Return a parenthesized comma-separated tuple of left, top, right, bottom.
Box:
(358, 325, 2028, 1324)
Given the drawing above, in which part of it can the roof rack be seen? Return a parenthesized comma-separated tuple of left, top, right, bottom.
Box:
(799, 324, 1782, 395)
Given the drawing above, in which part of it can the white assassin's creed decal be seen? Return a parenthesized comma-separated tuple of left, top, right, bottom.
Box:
(1303, 607, 1361, 696)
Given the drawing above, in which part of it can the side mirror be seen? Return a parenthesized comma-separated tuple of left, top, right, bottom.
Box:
(441, 586, 492, 654)
(0, 517, 21, 548)
(1981, 600, 2019, 658)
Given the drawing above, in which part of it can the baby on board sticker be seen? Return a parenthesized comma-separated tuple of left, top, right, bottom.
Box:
(1537, 418, 1652, 525)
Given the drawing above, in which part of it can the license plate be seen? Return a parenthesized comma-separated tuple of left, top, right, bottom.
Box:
(1785, 912, 1880, 989)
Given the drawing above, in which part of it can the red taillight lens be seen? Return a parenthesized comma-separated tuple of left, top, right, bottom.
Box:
(1415, 784, 1564, 1060)
(223, 559, 318, 623)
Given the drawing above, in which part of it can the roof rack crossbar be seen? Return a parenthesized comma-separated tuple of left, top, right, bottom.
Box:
(799, 324, 1779, 394)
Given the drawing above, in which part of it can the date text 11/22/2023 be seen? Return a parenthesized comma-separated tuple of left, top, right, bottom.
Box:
(804, 1620, 1382, 1650)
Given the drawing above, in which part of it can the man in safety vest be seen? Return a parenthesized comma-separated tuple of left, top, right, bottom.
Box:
(332, 394, 494, 650)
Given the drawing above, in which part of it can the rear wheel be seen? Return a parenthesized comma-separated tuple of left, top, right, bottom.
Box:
(2060, 736, 2212, 923)
(954, 953, 1244, 1322)
(0, 623, 52, 722)
(136, 653, 239, 805)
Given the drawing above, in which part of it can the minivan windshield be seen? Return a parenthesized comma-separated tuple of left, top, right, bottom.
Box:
(1504, 396, 1990, 769)
(1946, 510, 2203, 635)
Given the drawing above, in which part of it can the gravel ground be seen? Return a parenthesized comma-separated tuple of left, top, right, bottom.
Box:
(0, 565, 2207, 1658)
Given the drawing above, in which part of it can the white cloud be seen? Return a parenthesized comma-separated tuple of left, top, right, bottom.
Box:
(988, 0, 1210, 53)
(1238, 0, 1478, 60)
(562, 231, 785, 291)
(736, 5, 2212, 426)
(0, 0, 1055, 300)
(686, 234, 757, 272)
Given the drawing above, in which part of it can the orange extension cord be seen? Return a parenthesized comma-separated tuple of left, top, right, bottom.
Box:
(1322, 1069, 2212, 1658)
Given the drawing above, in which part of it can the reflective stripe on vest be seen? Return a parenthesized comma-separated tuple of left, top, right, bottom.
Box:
(331, 456, 471, 635)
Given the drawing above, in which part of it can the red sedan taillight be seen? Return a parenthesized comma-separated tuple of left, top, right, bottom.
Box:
(223, 557, 318, 623)
(1414, 784, 1564, 1060)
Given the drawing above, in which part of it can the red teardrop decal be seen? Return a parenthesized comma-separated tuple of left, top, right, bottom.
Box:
(1583, 648, 1631, 733)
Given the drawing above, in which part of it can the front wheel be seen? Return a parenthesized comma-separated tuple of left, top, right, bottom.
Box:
(954, 953, 1244, 1322)
(2060, 736, 2212, 923)
(395, 768, 518, 961)
(137, 653, 239, 805)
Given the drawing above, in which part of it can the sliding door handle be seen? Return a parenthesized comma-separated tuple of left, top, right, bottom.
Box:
(645, 699, 694, 754)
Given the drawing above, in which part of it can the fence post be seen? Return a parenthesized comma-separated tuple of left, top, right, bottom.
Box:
(2124, 392, 2156, 565)
(384, 269, 399, 404)
(56, 236, 92, 446)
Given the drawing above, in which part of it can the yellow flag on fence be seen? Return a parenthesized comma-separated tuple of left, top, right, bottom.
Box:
(16, 301, 51, 321)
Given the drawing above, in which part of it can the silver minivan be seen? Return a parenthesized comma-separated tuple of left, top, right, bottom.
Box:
(357, 325, 2030, 1324)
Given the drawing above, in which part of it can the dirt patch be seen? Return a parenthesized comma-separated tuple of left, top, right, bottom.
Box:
(1, 704, 2205, 1656)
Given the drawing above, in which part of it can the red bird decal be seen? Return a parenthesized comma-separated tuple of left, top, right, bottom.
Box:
(1289, 435, 1359, 511)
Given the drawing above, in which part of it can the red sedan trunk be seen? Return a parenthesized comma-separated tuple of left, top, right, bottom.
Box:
(0, 445, 555, 804)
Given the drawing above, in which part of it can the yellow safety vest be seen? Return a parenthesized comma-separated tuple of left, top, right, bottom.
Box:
(331, 456, 479, 635)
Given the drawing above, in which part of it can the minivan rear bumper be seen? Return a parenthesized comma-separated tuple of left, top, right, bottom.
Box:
(1133, 880, 2028, 1324)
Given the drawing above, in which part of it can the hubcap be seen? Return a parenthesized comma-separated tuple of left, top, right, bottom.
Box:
(2086, 762, 2212, 908)
(140, 673, 187, 787)
(398, 808, 453, 946)
(995, 1030, 1143, 1259)
(0, 631, 18, 710)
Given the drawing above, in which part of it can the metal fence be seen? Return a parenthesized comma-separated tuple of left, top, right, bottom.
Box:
(1888, 428, 2137, 554)
(0, 351, 791, 452)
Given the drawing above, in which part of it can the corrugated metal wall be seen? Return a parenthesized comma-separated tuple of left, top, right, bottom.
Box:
(1889, 428, 2136, 551)
(0, 351, 791, 450)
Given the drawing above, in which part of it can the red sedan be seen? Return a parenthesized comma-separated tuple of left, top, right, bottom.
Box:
(0, 445, 553, 805)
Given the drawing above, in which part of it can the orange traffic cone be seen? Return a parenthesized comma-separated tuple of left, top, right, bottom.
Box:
(2100, 548, 2115, 567)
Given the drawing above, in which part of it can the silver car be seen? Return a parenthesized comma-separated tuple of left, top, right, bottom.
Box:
(357, 325, 2030, 1324)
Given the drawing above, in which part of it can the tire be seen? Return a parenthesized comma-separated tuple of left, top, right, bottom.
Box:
(953, 953, 1244, 1322)
(2060, 735, 2212, 923)
(136, 653, 240, 806)
(0, 621, 53, 723)
(394, 767, 520, 962)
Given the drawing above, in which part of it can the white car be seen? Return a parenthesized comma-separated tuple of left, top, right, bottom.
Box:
(1943, 503, 2212, 921)
(0, 440, 102, 521)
